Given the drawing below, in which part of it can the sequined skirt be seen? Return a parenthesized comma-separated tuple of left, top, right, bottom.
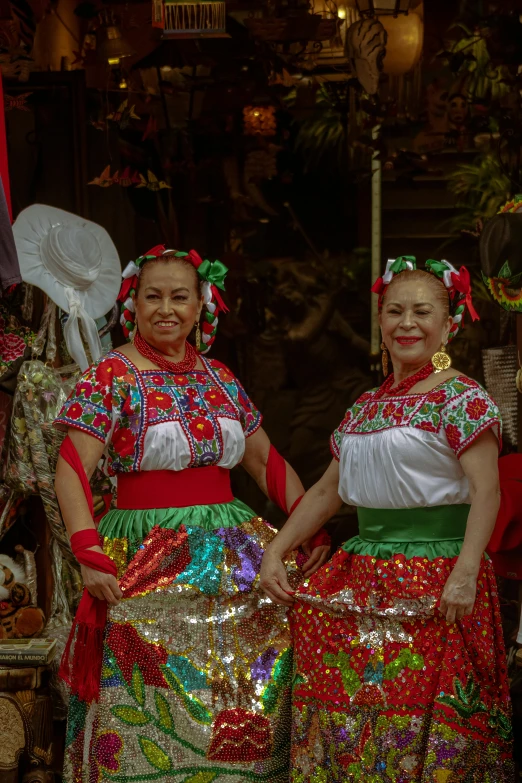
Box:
(290, 507, 514, 783)
(64, 499, 300, 783)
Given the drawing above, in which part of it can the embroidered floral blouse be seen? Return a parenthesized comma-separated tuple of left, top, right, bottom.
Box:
(54, 352, 262, 476)
(330, 376, 501, 510)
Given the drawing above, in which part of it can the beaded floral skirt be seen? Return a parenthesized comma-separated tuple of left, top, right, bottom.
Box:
(290, 535, 515, 783)
(64, 499, 301, 783)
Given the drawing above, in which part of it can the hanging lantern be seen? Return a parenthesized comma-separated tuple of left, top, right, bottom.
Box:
(96, 15, 135, 66)
(153, 0, 227, 38)
(355, 0, 411, 16)
(243, 106, 277, 137)
(380, 9, 422, 74)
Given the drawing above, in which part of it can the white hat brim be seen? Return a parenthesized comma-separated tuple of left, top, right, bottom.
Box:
(13, 204, 121, 319)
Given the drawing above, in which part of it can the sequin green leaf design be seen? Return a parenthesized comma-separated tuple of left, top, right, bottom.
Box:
(154, 691, 174, 731)
(488, 705, 512, 742)
(131, 664, 146, 707)
(111, 705, 151, 726)
(438, 673, 488, 719)
(262, 649, 292, 714)
(383, 648, 424, 681)
(160, 665, 212, 725)
(323, 651, 361, 696)
(138, 736, 173, 772)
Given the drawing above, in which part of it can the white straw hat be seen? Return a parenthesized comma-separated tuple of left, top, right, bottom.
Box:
(13, 204, 121, 370)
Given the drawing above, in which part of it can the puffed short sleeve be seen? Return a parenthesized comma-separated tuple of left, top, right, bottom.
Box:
(441, 378, 502, 458)
(234, 376, 262, 437)
(208, 359, 263, 437)
(54, 354, 129, 443)
(330, 391, 374, 461)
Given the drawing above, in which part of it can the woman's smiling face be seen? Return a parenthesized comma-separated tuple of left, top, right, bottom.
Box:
(134, 259, 203, 352)
(380, 273, 453, 372)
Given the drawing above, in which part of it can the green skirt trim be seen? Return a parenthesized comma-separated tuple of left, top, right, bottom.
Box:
(342, 504, 470, 560)
(98, 498, 259, 541)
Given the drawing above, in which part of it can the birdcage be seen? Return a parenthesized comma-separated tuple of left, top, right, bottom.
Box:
(153, 0, 227, 38)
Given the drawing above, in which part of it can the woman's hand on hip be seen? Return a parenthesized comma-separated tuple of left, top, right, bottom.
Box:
(260, 549, 295, 607)
(80, 548, 122, 606)
(300, 544, 331, 578)
(439, 566, 477, 624)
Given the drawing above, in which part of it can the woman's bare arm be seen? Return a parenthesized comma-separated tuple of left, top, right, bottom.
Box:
(55, 429, 122, 605)
(440, 429, 500, 623)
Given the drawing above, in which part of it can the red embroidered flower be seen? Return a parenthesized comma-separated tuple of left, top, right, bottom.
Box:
(96, 358, 127, 387)
(427, 389, 447, 404)
(78, 381, 93, 398)
(68, 402, 83, 420)
(121, 395, 133, 415)
(217, 367, 234, 383)
(112, 427, 135, 458)
(204, 389, 227, 407)
(393, 405, 405, 422)
(151, 374, 165, 386)
(147, 391, 173, 411)
(103, 392, 113, 411)
(93, 413, 110, 432)
(123, 372, 137, 386)
(0, 332, 26, 363)
(418, 421, 437, 432)
(208, 708, 272, 762)
(445, 423, 461, 450)
(174, 375, 188, 386)
(367, 403, 379, 421)
(189, 417, 214, 441)
(466, 397, 488, 421)
(383, 403, 396, 418)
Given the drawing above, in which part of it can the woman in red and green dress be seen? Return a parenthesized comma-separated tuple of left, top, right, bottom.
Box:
(54, 247, 330, 783)
(261, 258, 514, 782)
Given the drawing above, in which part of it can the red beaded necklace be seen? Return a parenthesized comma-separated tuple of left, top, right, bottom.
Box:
(134, 330, 198, 373)
(374, 361, 433, 399)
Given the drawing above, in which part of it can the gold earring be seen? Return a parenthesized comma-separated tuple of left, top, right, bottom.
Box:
(431, 343, 451, 373)
(195, 321, 201, 351)
(381, 341, 389, 377)
(130, 319, 137, 344)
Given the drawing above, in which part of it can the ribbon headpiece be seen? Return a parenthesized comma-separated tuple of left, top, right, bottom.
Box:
(372, 255, 479, 341)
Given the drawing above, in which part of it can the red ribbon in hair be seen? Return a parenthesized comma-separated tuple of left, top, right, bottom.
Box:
(58, 436, 117, 703)
(451, 266, 480, 322)
(371, 277, 386, 296)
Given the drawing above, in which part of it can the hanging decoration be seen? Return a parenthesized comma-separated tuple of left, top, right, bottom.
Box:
(4, 91, 31, 111)
(243, 106, 277, 137)
(355, 0, 411, 16)
(88, 166, 171, 191)
(345, 17, 387, 95)
(106, 99, 140, 128)
(153, 0, 228, 39)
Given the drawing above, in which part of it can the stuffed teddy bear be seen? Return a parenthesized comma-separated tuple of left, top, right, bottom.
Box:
(0, 554, 45, 639)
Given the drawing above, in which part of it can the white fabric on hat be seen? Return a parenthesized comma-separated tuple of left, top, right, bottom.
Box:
(13, 204, 120, 370)
(63, 288, 103, 371)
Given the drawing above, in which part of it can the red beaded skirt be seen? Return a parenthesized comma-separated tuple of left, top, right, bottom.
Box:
(289, 510, 514, 783)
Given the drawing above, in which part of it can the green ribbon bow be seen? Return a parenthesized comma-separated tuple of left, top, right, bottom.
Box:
(390, 255, 416, 274)
(425, 259, 451, 278)
(197, 258, 228, 290)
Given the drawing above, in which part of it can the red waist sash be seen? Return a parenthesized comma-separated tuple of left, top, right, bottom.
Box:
(117, 467, 234, 510)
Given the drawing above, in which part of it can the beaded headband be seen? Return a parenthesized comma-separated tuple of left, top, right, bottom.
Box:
(371, 255, 479, 342)
(117, 245, 228, 354)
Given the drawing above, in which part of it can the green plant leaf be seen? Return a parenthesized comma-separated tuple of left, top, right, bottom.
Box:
(112, 705, 151, 726)
(161, 665, 212, 725)
(131, 664, 146, 707)
(154, 691, 174, 731)
(138, 736, 172, 772)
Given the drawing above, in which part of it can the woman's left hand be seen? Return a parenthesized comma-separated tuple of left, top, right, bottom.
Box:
(439, 566, 477, 624)
(300, 544, 331, 578)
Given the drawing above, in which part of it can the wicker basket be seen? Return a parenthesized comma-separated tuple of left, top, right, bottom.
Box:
(482, 345, 518, 448)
